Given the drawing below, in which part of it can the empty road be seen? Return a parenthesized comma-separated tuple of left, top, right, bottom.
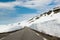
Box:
(0, 27, 60, 40)
(0, 27, 44, 40)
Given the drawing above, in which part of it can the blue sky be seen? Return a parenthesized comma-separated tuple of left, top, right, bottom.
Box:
(0, 0, 60, 24)
(0, 0, 16, 2)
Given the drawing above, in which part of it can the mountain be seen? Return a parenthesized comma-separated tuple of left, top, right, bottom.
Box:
(0, 6, 60, 38)
(26, 6, 60, 37)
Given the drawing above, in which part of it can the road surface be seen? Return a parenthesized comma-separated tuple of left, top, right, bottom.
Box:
(0, 27, 60, 40)
(0, 27, 44, 40)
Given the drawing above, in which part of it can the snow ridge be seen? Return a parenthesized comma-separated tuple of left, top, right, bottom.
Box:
(27, 7, 60, 37)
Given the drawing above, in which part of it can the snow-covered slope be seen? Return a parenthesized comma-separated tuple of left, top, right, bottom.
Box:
(0, 23, 23, 33)
(28, 7, 60, 37)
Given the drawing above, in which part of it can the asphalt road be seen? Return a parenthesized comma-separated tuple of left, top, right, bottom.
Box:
(0, 27, 60, 40)
(0, 27, 44, 40)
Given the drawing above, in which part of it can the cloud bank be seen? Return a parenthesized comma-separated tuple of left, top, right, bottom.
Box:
(0, 0, 60, 9)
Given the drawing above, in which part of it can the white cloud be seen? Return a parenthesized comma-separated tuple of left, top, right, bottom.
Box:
(22, 0, 52, 8)
(54, 0, 60, 4)
(0, 0, 59, 9)
(0, 1, 23, 9)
